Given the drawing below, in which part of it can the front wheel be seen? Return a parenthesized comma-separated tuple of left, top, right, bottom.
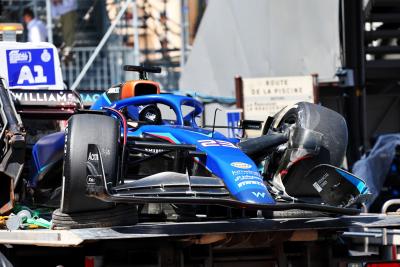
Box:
(267, 102, 348, 197)
(60, 113, 120, 213)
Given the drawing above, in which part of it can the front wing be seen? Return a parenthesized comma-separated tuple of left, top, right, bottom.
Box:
(85, 144, 361, 215)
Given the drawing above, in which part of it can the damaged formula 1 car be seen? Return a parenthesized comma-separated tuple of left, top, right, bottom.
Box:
(0, 40, 370, 227)
(50, 66, 370, 227)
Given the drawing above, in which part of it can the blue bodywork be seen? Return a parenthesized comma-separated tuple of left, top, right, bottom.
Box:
(30, 91, 371, 209)
(335, 168, 369, 194)
(31, 131, 65, 187)
(91, 93, 275, 204)
(32, 92, 275, 204)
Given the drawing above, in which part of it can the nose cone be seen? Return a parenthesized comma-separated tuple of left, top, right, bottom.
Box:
(234, 188, 275, 205)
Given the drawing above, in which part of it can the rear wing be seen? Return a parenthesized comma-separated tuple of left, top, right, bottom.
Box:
(0, 41, 82, 214)
(9, 89, 80, 119)
(0, 41, 82, 119)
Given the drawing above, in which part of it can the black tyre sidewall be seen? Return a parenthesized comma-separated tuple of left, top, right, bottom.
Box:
(270, 102, 348, 197)
(273, 102, 348, 166)
(61, 114, 119, 213)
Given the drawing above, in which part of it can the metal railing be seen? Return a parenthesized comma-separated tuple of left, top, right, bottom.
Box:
(61, 46, 134, 90)
(69, 0, 134, 91)
(2, 0, 187, 92)
(61, 46, 180, 91)
(69, 0, 190, 92)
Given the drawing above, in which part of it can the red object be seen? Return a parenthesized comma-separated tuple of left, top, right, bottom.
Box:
(365, 262, 400, 267)
(120, 80, 160, 99)
(84, 256, 95, 267)
(103, 107, 128, 145)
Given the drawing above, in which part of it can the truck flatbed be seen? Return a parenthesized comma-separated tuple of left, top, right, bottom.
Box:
(1, 213, 400, 247)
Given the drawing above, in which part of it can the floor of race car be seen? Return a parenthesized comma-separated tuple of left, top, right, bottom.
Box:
(0, 213, 399, 247)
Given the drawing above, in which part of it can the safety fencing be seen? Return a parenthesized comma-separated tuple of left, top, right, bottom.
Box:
(61, 46, 131, 91)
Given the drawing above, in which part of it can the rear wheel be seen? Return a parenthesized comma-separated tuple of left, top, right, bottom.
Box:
(61, 114, 120, 213)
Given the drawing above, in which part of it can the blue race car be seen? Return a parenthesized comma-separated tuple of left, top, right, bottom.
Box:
(21, 66, 369, 227)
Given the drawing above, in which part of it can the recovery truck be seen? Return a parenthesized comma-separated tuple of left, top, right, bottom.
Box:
(0, 24, 399, 267)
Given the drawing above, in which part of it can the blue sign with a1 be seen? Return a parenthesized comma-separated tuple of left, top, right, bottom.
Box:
(6, 48, 56, 87)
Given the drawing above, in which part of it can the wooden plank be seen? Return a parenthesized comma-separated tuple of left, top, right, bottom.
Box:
(0, 230, 82, 247)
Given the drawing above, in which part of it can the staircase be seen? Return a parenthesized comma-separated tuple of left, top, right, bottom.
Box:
(365, 0, 400, 81)
(73, 0, 105, 47)
(63, 0, 182, 91)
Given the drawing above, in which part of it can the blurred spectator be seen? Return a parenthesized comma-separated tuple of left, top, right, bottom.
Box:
(51, 0, 78, 60)
(23, 8, 48, 42)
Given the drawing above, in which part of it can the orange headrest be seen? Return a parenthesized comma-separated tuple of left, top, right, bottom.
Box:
(120, 80, 160, 99)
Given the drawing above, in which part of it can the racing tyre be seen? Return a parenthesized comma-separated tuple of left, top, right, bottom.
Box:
(268, 102, 348, 197)
(52, 205, 138, 229)
(61, 114, 119, 213)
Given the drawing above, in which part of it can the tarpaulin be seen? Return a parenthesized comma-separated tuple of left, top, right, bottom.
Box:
(179, 0, 341, 97)
(353, 134, 400, 206)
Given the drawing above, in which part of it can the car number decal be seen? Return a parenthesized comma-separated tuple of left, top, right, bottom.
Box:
(198, 140, 237, 148)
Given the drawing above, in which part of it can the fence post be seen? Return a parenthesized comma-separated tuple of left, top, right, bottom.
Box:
(132, 0, 140, 66)
(46, 0, 53, 43)
(180, 0, 189, 68)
